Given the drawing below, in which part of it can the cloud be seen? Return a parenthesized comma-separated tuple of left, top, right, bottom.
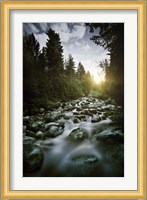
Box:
(75, 41, 82, 46)
(50, 23, 86, 43)
(83, 44, 91, 51)
(72, 24, 86, 39)
(39, 23, 49, 32)
(50, 23, 71, 43)
(23, 23, 40, 34)
(23, 23, 87, 44)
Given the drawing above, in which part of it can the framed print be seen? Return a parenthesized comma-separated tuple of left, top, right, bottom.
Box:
(1, 0, 146, 199)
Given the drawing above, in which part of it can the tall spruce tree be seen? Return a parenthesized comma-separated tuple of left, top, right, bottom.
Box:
(77, 62, 86, 80)
(45, 28, 64, 77)
(65, 54, 75, 78)
(44, 28, 65, 98)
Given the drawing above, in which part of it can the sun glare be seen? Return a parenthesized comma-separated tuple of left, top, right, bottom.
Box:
(93, 74, 105, 84)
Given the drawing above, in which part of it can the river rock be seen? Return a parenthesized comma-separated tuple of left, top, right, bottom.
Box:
(72, 111, 79, 115)
(39, 108, 45, 114)
(73, 117, 81, 123)
(76, 107, 82, 111)
(89, 109, 97, 114)
(26, 130, 36, 138)
(23, 145, 43, 173)
(72, 155, 98, 165)
(23, 116, 30, 125)
(36, 131, 44, 139)
(46, 125, 64, 138)
(23, 136, 36, 145)
(77, 115, 86, 120)
(80, 109, 89, 115)
(45, 122, 59, 131)
(91, 115, 101, 123)
(96, 128, 124, 144)
(40, 139, 54, 147)
(68, 128, 88, 141)
(84, 156, 98, 165)
(31, 121, 44, 132)
(44, 112, 52, 122)
(44, 111, 61, 123)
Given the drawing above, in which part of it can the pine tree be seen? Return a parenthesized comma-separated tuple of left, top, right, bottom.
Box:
(45, 28, 64, 78)
(77, 62, 86, 80)
(65, 54, 75, 78)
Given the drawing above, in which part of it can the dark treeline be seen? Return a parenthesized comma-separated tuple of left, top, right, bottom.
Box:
(23, 29, 94, 115)
(23, 24, 124, 115)
(86, 23, 124, 105)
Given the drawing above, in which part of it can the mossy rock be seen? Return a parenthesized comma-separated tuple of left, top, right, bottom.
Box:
(23, 145, 43, 173)
(68, 128, 88, 141)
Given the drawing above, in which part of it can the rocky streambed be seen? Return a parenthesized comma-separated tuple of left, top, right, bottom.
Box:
(23, 97, 124, 177)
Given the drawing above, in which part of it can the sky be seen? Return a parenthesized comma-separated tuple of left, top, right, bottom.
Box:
(23, 23, 110, 83)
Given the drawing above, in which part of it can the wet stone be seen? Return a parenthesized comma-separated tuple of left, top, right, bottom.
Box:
(26, 130, 36, 138)
(84, 156, 98, 165)
(43, 112, 52, 123)
(89, 109, 97, 114)
(23, 145, 43, 173)
(23, 136, 36, 145)
(23, 116, 30, 125)
(45, 122, 59, 131)
(40, 139, 54, 147)
(76, 107, 82, 111)
(91, 116, 101, 123)
(46, 125, 64, 138)
(36, 131, 44, 139)
(96, 128, 124, 144)
(31, 121, 44, 132)
(72, 155, 98, 165)
(80, 109, 89, 115)
(44, 111, 62, 123)
(68, 128, 88, 141)
(73, 117, 80, 123)
(39, 108, 45, 114)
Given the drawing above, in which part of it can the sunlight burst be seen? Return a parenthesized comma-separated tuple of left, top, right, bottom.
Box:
(92, 73, 105, 84)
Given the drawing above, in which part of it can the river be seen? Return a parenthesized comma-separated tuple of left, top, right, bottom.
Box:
(23, 97, 124, 177)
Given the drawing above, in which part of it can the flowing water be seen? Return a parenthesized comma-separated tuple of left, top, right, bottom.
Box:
(23, 97, 124, 177)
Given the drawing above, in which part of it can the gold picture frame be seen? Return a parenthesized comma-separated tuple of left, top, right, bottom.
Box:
(1, 0, 146, 199)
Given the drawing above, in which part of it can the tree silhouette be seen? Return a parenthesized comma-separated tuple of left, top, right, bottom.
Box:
(86, 23, 124, 104)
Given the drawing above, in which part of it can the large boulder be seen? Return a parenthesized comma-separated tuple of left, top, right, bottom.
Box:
(31, 121, 44, 132)
(43, 112, 52, 122)
(44, 122, 59, 131)
(46, 125, 64, 138)
(23, 136, 36, 145)
(44, 111, 61, 123)
(89, 109, 97, 114)
(96, 128, 124, 144)
(40, 139, 54, 147)
(23, 145, 43, 173)
(91, 115, 101, 123)
(68, 128, 88, 141)
(36, 131, 44, 139)
(80, 109, 89, 115)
